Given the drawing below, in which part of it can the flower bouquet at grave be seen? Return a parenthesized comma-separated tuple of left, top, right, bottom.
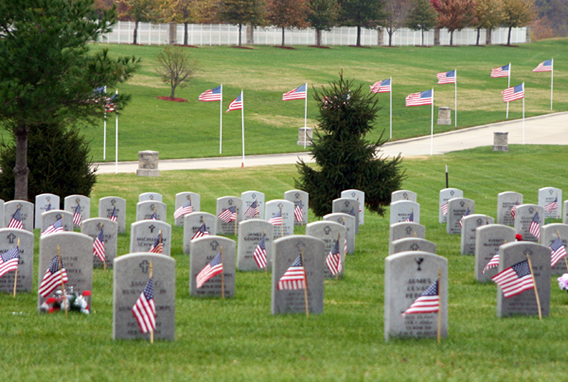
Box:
(557, 274, 568, 294)
(40, 286, 91, 314)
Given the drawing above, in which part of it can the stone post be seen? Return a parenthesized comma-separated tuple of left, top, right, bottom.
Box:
(493, 132, 508, 152)
(437, 107, 451, 125)
(297, 128, 313, 146)
(137, 151, 160, 176)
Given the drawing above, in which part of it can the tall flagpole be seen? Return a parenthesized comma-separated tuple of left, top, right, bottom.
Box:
(454, 70, 457, 127)
(241, 90, 245, 168)
(115, 88, 119, 174)
(304, 83, 308, 149)
(103, 86, 107, 160)
(522, 82, 525, 145)
(220, 84, 223, 154)
(430, 88, 434, 156)
(550, 58, 554, 110)
(506, 63, 511, 119)
(389, 77, 393, 139)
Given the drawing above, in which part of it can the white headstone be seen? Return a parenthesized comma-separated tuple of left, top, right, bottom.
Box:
(341, 189, 365, 225)
(35, 193, 60, 229)
(174, 192, 200, 226)
(439, 188, 463, 223)
(538, 187, 562, 220)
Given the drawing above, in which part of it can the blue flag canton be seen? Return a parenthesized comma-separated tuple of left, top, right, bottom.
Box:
(48, 255, 64, 273)
(258, 234, 266, 250)
(511, 260, 531, 278)
(446, 70, 456, 78)
(1, 247, 19, 262)
(422, 280, 438, 297)
(550, 238, 564, 252)
(211, 86, 222, 94)
(532, 211, 540, 223)
(291, 255, 303, 267)
(143, 278, 154, 300)
(210, 253, 222, 267)
(295, 84, 307, 93)
(97, 228, 105, 242)
(502, 64, 510, 71)
(331, 240, 340, 255)
(381, 78, 391, 86)
(513, 83, 524, 93)
(421, 89, 433, 98)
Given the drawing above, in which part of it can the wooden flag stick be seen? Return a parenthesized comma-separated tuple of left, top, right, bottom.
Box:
(13, 238, 20, 298)
(220, 246, 225, 299)
(149, 261, 154, 344)
(300, 248, 309, 317)
(437, 268, 442, 345)
(57, 245, 68, 319)
(526, 253, 542, 320)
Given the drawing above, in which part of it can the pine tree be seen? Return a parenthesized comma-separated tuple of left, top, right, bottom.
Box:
(295, 73, 405, 217)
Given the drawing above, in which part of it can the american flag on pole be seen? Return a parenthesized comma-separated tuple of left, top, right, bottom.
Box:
(491, 63, 510, 78)
(459, 207, 471, 228)
(0, 246, 20, 278)
(437, 70, 456, 84)
(282, 84, 307, 101)
(293, 200, 303, 223)
(198, 85, 222, 102)
(253, 234, 267, 269)
(440, 202, 448, 216)
(502, 83, 524, 103)
(550, 238, 567, 267)
(110, 206, 118, 222)
(244, 201, 259, 218)
(226, 93, 242, 112)
(268, 210, 283, 225)
(191, 223, 209, 240)
(132, 278, 155, 334)
(42, 218, 63, 237)
(277, 255, 306, 290)
(73, 205, 82, 226)
(325, 240, 342, 276)
(196, 253, 223, 289)
(405, 89, 433, 107)
(174, 200, 193, 219)
(93, 227, 105, 263)
(533, 59, 553, 72)
(370, 78, 391, 93)
(529, 212, 540, 239)
(39, 256, 69, 297)
(405, 211, 414, 223)
(401, 279, 439, 316)
(491, 260, 534, 298)
(482, 252, 500, 274)
(105, 94, 117, 113)
(7, 208, 23, 230)
(149, 234, 163, 254)
(218, 206, 237, 223)
(545, 197, 558, 214)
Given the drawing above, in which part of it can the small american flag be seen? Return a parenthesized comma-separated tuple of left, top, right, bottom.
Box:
(277, 255, 306, 290)
(370, 78, 391, 93)
(533, 59, 553, 72)
(402, 279, 439, 316)
(244, 201, 259, 218)
(406, 89, 433, 107)
(545, 197, 558, 214)
(93, 227, 105, 263)
(440, 202, 448, 216)
(45, 203, 52, 212)
(344, 237, 348, 254)
(293, 200, 303, 223)
(110, 206, 118, 222)
(191, 223, 209, 240)
(196, 253, 223, 289)
(529, 212, 540, 239)
(459, 207, 470, 228)
(0, 246, 20, 278)
(149, 211, 158, 220)
(491, 260, 534, 298)
(325, 240, 342, 276)
(73, 204, 82, 226)
(437, 70, 456, 84)
(268, 210, 283, 225)
(253, 234, 267, 269)
(510, 201, 519, 218)
(41, 218, 63, 237)
(349, 207, 355, 217)
(132, 278, 155, 334)
(482, 252, 500, 274)
(550, 238, 567, 267)
(174, 200, 193, 219)
(491, 63, 510, 78)
(198, 85, 222, 102)
(226, 93, 242, 112)
(149, 234, 163, 254)
(502, 83, 524, 103)
(39, 256, 68, 298)
(405, 211, 414, 223)
(282, 84, 307, 101)
(7, 208, 23, 230)
(218, 206, 237, 223)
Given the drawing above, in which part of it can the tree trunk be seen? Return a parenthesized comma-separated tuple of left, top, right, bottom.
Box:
(315, 29, 322, 46)
(170, 84, 176, 99)
(356, 26, 361, 46)
(507, 26, 512, 45)
(449, 30, 454, 46)
(434, 28, 440, 45)
(238, 23, 242, 47)
(246, 24, 254, 44)
(13, 124, 29, 200)
(486, 28, 492, 45)
(421, 29, 425, 46)
(133, 20, 138, 45)
(476, 27, 481, 46)
(184, 22, 188, 45)
(388, 29, 393, 47)
(281, 27, 285, 47)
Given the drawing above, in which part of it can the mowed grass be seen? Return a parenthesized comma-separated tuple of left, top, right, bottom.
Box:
(64, 38, 568, 162)
(1, 145, 568, 380)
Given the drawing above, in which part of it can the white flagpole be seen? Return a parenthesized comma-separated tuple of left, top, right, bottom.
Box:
(241, 90, 245, 168)
(454, 70, 457, 127)
(115, 88, 118, 174)
(220, 84, 223, 154)
(103, 86, 107, 160)
(389, 77, 392, 139)
(304, 83, 308, 149)
(522, 82, 525, 145)
(506, 63, 511, 119)
(430, 88, 434, 156)
(550, 58, 554, 110)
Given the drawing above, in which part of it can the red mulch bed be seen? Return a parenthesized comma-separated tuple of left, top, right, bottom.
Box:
(348, 45, 372, 48)
(156, 96, 188, 102)
(173, 44, 199, 48)
(231, 45, 255, 50)
(308, 45, 331, 49)
(273, 46, 296, 50)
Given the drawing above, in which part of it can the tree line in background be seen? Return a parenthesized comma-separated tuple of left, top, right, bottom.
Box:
(94, 0, 563, 47)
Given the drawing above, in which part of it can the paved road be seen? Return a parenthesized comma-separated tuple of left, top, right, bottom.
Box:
(94, 112, 568, 174)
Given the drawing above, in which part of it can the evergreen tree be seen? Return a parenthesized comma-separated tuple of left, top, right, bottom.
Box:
(406, 0, 438, 46)
(295, 73, 405, 217)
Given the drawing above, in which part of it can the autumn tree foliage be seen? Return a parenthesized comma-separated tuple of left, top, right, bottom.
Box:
(380, 0, 412, 46)
(501, 0, 537, 45)
(266, 0, 310, 47)
(406, 0, 437, 45)
(338, 0, 384, 47)
(117, 0, 164, 44)
(430, 0, 477, 45)
(473, 0, 503, 45)
(219, 0, 266, 46)
(308, 0, 340, 46)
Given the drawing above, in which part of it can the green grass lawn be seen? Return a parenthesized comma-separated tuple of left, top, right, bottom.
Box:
(60, 38, 568, 162)
(1, 145, 568, 380)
